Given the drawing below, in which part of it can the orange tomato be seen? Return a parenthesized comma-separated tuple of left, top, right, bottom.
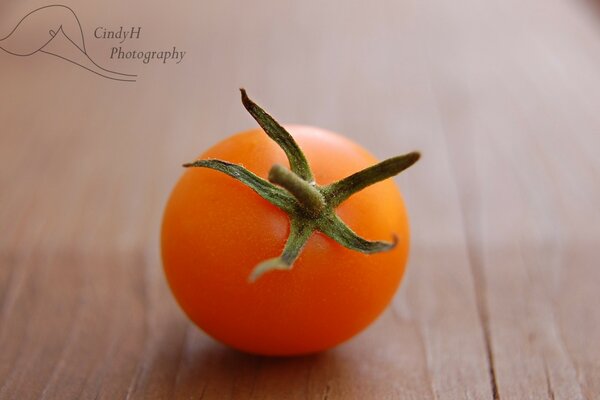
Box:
(161, 125, 411, 356)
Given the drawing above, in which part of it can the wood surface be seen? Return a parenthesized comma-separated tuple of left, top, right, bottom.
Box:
(1, 0, 599, 398)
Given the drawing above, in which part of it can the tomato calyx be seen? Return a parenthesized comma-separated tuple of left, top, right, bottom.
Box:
(184, 89, 420, 282)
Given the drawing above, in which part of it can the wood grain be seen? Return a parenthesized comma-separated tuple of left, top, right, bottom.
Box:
(1, 0, 599, 398)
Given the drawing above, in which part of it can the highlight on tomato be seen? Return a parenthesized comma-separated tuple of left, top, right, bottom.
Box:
(161, 89, 420, 356)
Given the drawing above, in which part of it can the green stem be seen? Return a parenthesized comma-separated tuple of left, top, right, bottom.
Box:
(184, 90, 420, 282)
(268, 164, 325, 218)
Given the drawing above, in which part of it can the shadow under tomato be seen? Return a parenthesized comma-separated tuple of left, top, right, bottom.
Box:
(162, 307, 410, 398)
(171, 330, 345, 398)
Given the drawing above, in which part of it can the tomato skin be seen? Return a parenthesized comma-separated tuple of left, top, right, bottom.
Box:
(161, 125, 410, 355)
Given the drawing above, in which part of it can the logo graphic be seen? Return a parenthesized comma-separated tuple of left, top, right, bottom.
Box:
(0, 4, 137, 82)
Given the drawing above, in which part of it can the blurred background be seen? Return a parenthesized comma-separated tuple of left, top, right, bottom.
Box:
(1, 0, 599, 398)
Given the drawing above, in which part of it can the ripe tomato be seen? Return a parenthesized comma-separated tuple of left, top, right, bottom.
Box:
(161, 124, 412, 356)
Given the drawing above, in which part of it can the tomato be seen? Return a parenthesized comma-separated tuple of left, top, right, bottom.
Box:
(161, 91, 417, 356)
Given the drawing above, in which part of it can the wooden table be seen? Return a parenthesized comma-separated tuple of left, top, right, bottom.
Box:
(1, 0, 599, 398)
